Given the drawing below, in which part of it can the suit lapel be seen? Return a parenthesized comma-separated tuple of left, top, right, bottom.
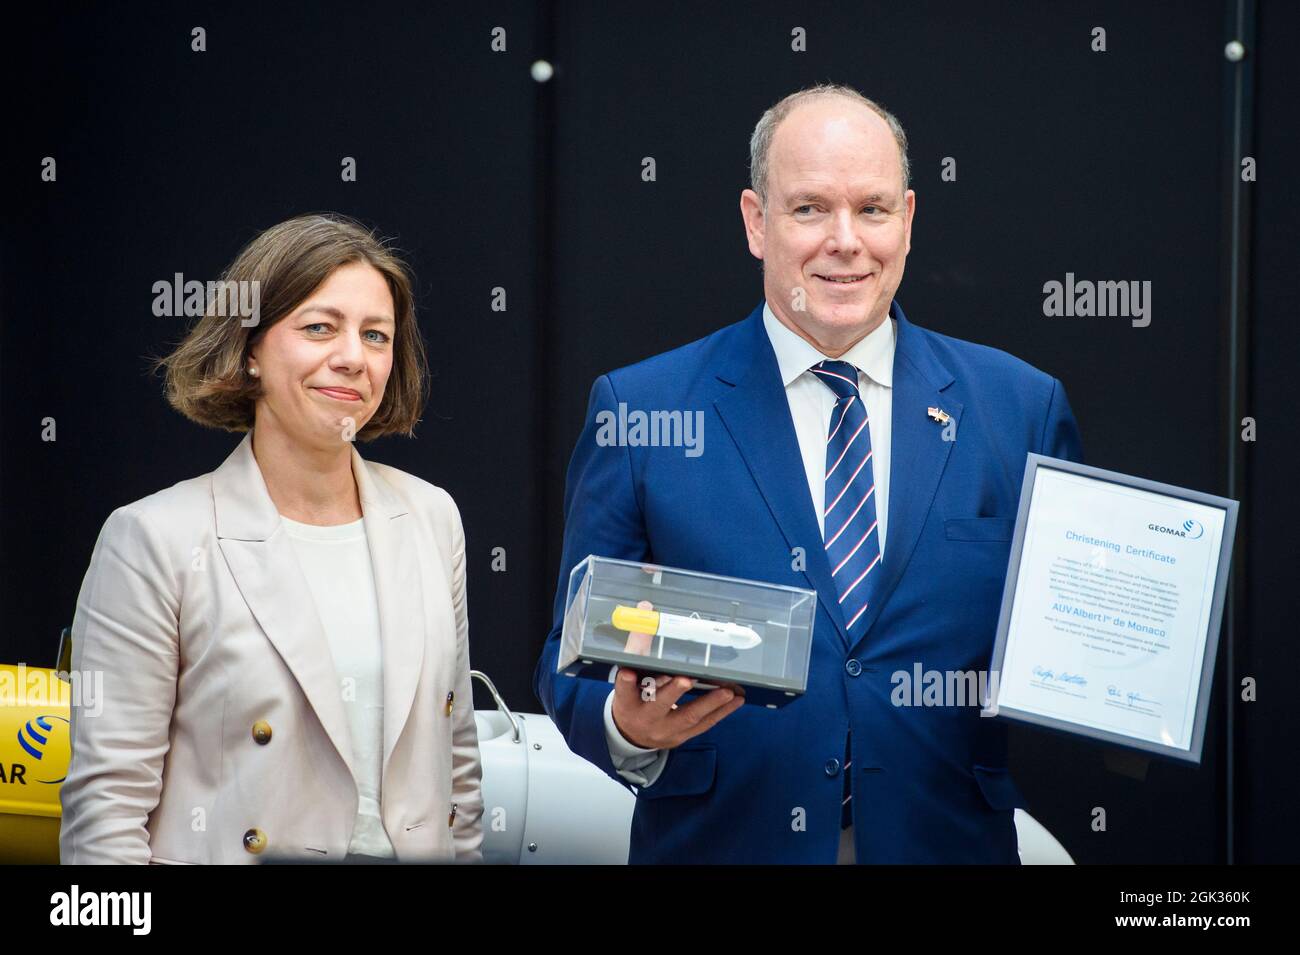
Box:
(353, 452, 426, 794)
(844, 304, 961, 653)
(212, 431, 426, 798)
(713, 306, 853, 650)
(712, 301, 962, 655)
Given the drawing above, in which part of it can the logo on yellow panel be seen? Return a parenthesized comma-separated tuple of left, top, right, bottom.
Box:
(17, 715, 69, 784)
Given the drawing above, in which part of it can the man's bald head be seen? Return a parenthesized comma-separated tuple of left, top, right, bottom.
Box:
(749, 85, 910, 209)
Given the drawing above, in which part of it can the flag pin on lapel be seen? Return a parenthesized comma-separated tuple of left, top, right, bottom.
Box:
(927, 406, 950, 424)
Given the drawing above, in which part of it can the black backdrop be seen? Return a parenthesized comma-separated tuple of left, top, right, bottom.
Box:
(4, 0, 1296, 865)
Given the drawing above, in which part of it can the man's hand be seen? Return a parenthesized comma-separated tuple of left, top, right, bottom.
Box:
(611, 597, 745, 749)
(611, 668, 744, 749)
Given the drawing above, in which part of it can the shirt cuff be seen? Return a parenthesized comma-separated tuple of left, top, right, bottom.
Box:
(603, 687, 669, 788)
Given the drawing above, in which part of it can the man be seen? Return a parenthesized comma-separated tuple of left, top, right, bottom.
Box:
(533, 84, 1083, 863)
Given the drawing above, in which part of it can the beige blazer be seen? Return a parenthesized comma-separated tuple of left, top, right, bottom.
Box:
(59, 431, 484, 864)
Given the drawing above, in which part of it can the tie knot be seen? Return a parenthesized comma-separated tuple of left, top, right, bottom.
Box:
(811, 360, 860, 401)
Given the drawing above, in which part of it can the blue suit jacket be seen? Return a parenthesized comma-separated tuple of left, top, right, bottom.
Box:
(533, 299, 1084, 863)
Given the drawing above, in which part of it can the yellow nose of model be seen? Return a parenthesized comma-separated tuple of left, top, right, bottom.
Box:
(612, 605, 660, 635)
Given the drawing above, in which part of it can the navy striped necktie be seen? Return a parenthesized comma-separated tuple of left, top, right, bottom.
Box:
(812, 359, 883, 831)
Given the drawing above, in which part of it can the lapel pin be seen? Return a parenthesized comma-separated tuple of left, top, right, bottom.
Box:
(927, 406, 950, 424)
(445, 690, 454, 716)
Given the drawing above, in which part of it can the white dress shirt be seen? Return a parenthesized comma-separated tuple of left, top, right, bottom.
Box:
(281, 513, 396, 860)
(603, 302, 897, 826)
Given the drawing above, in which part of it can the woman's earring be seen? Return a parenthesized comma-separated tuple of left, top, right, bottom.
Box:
(248, 365, 259, 377)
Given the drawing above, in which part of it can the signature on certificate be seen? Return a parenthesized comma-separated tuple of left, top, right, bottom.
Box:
(1107, 684, 1161, 708)
(1032, 664, 1088, 686)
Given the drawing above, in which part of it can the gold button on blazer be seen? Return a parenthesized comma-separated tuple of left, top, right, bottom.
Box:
(58, 431, 484, 864)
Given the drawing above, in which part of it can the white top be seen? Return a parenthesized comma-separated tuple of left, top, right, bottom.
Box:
(281, 513, 395, 859)
(603, 303, 897, 807)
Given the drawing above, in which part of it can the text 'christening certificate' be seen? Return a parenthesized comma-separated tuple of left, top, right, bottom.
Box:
(990, 456, 1237, 762)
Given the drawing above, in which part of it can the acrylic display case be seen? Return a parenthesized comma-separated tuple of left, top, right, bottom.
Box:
(558, 555, 817, 708)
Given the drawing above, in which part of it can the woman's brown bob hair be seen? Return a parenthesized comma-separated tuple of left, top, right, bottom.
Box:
(154, 213, 428, 440)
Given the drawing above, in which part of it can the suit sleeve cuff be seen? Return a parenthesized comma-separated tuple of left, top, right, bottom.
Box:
(604, 685, 658, 756)
(603, 688, 669, 787)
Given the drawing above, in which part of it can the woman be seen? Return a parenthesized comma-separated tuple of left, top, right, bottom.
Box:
(58, 213, 483, 864)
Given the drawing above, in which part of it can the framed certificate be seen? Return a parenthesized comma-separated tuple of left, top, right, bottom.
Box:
(987, 454, 1239, 763)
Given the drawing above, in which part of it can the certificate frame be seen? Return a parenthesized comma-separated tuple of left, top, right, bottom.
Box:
(987, 453, 1239, 764)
